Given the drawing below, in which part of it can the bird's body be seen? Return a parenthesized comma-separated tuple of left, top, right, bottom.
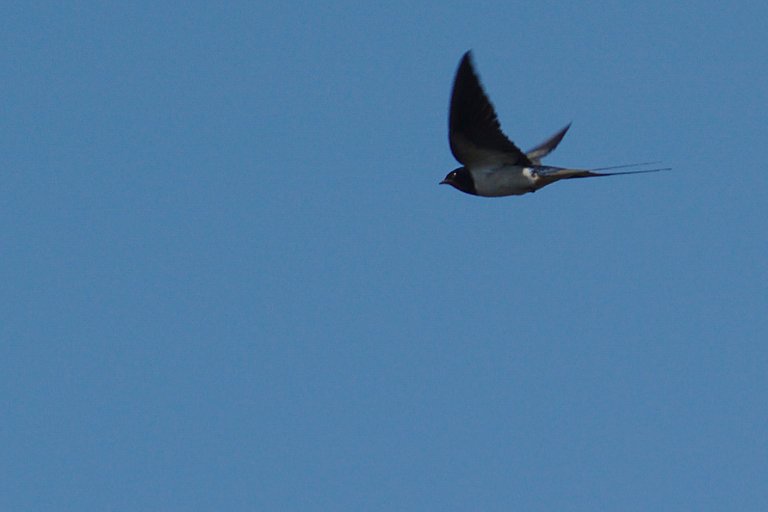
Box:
(440, 51, 668, 197)
(467, 165, 537, 196)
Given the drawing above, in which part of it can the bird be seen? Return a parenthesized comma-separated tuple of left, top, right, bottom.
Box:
(440, 51, 669, 197)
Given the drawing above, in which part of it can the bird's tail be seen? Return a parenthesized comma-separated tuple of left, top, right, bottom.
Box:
(535, 162, 670, 181)
(590, 161, 671, 174)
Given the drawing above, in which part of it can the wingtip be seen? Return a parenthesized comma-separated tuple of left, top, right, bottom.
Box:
(456, 50, 479, 83)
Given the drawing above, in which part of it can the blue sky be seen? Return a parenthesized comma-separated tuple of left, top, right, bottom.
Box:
(2, 1, 767, 510)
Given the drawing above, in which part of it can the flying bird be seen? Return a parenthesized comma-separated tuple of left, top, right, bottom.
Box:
(440, 51, 668, 197)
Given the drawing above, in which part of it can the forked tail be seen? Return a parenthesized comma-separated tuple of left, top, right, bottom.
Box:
(534, 162, 670, 184)
(590, 161, 671, 175)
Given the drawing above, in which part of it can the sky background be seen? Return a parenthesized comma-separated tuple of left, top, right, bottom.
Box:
(1, 1, 767, 511)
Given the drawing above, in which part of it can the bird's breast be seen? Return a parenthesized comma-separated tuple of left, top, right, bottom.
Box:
(470, 166, 537, 197)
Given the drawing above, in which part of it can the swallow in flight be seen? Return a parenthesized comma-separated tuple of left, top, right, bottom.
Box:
(440, 51, 668, 196)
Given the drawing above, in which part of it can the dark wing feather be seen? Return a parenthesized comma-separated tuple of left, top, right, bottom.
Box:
(526, 123, 571, 165)
(449, 52, 532, 167)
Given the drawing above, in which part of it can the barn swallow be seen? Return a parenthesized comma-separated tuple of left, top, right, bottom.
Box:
(441, 51, 668, 196)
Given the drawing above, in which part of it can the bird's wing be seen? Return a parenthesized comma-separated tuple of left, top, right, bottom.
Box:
(526, 123, 571, 165)
(449, 51, 532, 168)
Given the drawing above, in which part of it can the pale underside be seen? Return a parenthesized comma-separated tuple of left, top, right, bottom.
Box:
(470, 165, 588, 197)
(471, 165, 537, 196)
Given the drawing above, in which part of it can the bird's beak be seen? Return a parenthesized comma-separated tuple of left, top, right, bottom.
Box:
(439, 179, 448, 185)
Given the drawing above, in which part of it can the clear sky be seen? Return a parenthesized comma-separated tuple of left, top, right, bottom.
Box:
(2, 1, 767, 511)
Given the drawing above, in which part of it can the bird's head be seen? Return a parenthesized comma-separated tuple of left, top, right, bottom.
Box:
(439, 167, 477, 195)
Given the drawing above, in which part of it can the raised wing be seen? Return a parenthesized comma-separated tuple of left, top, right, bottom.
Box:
(526, 123, 571, 165)
(449, 51, 532, 168)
